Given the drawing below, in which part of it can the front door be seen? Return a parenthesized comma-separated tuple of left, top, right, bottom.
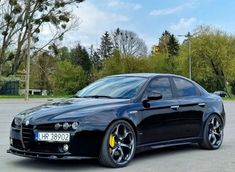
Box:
(139, 77, 183, 144)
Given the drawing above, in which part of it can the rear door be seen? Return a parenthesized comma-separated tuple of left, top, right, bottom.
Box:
(171, 77, 205, 138)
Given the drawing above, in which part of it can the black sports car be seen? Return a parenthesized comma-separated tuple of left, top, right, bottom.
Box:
(7, 73, 225, 168)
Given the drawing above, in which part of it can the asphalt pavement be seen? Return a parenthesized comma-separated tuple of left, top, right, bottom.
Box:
(0, 99, 235, 172)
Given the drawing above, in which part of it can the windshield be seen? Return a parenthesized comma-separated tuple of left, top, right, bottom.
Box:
(76, 76, 148, 99)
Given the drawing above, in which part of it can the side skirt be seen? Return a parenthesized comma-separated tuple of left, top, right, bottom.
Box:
(136, 137, 201, 153)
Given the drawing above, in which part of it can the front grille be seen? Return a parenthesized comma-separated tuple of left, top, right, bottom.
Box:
(36, 124, 54, 130)
(20, 124, 69, 153)
(22, 124, 34, 149)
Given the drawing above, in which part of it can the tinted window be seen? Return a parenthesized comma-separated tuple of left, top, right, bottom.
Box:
(77, 76, 147, 99)
(145, 77, 172, 99)
(173, 78, 197, 97)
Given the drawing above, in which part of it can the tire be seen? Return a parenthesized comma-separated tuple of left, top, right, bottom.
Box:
(199, 114, 224, 150)
(98, 120, 136, 168)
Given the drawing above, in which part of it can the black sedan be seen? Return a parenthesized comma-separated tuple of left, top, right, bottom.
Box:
(7, 73, 225, 168)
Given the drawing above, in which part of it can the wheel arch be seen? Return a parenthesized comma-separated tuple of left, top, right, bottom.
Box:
(203, 112, 224, 129)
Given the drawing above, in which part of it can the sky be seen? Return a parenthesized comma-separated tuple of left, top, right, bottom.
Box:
(59, 0, 235, 51)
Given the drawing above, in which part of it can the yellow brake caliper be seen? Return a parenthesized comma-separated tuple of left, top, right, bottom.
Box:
(109, 134, 115, 153)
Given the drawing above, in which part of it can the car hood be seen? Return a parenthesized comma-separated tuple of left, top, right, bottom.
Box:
(19, 98, 130, 124)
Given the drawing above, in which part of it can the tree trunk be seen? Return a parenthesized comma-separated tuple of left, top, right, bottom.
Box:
(210, 60, 225, 90)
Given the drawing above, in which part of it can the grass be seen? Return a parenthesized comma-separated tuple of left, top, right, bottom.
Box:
(223, 96, 235, 101)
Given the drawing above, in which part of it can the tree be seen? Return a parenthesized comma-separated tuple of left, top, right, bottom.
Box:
(147, 53, 178, 74)
(52, 60, 86, 95)
(98, 31, 113, 59)
(101, 50, 151, 77)
(230, 80, 235, 95)
(70, 43, 92, 72)
(90, 51, 102, 70)
(178, 25, 235, 92)
(158, 30, 171, 56)
(101, 50, 122, 76)
(158, 30, 179, 57)
(30, 52, 55, 92)
(0, 0, 85, 76)
(112, 28, 147, 57)
(56, 46, 70, 61)
(168, 34, 180, 56)
(156, 30, 180, 73)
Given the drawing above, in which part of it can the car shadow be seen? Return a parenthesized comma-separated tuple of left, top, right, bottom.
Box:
(8, 158, 104, 171)
(7, 144, 200, 171)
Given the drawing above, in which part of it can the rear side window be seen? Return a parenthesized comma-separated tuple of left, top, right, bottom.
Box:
(145, 77, 173, 99)
(173, 78, 197, 97)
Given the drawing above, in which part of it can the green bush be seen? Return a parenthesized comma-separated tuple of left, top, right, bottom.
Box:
(230, 80, 235, 95)
(100, 50, 151, 77)
(0, 75, 21, 87)
(0, 75, 21, 82)
(52, 60, 87, 95)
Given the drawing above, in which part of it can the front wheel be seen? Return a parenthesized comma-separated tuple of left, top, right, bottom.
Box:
(99, 120, 136, 168)
(199, 114, 224, 150)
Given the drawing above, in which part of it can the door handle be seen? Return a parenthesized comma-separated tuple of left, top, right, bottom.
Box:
(198, 103, 206, 107)
(171, 105, 179, 110)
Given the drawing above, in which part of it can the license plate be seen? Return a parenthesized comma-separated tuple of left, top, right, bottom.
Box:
(35, 132, 70, 142)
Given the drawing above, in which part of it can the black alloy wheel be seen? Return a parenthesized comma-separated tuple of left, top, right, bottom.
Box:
(199, 114, 224, 150)
(99, 120, 136, 168)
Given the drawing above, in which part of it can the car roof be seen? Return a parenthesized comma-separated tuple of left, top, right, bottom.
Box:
(110, 73, 185, 79)
(110, 73, 209, 95)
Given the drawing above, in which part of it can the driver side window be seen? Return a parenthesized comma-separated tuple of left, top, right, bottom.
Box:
(143, 77, 173, 100)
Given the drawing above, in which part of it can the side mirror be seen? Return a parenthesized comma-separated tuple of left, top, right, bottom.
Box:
(147, 93, 163, 101)
(142, 92, 162, 108)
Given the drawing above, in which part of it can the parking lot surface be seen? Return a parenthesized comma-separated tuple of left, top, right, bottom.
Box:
(0, 99, 235, 172)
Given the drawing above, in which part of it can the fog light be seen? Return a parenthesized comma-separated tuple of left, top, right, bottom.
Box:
(72, 122, 79, 130)
(63, 144, 69, 152)
(55, 123, 61, 130)
(63, 123, 70, 130)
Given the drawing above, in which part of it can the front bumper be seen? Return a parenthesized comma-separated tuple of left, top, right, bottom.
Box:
(9, 123, 104, 159)
(7, 147, 94, 160)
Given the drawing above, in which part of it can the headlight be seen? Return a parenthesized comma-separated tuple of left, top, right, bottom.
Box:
(54, 122, 79, 130)
(54, 123, 62, 130)
(14, 115, 24, 126)
(63, 122, 70, 130)
(72, 122, 79, 130)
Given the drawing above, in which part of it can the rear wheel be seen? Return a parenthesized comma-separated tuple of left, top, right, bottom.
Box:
(99, 120, 136, 168)
(199, 114, 224, 150)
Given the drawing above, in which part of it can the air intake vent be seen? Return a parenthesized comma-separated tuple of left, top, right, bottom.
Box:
(22, 124, 34, 149)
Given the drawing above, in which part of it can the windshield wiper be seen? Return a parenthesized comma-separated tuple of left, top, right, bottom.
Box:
(73, 95, 82, 98)
(81, 95, 114, 99)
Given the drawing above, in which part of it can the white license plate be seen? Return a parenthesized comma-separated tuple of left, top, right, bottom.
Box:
(35, 132, 70, 142)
